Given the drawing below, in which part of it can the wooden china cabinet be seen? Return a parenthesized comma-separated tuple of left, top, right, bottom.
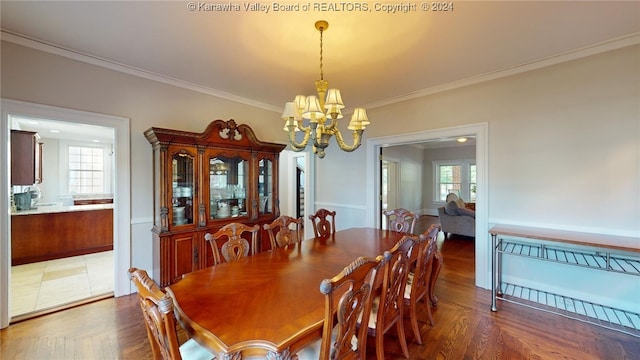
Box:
(144, 119, 286, 286)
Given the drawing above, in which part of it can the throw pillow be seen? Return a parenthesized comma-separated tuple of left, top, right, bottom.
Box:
(457, 207, 476, 219)
(444, 201, 459, 216)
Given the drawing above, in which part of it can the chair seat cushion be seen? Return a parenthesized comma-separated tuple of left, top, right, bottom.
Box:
(179, 338, 215, 360)
(359, 296, 381, 330)
(404, 272, 415, 299)
(296, 328, 357, 360)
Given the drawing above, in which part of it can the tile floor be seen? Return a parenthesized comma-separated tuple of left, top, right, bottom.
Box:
(10, 251, 114, 317)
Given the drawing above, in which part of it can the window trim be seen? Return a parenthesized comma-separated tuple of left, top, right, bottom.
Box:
(60, 139, 113, 196)
(433, 159, 476, 203)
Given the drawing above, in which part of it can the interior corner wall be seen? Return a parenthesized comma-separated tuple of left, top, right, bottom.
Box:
(382, 145, 424, 213)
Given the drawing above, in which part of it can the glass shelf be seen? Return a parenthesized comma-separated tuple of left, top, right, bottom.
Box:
(171, 152, 194, 226)
(209, 156, 248, 220)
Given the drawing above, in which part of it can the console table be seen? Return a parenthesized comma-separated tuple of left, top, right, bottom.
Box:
(489, 224, 640, 336)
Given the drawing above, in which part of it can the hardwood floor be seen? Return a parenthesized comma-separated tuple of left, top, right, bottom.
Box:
(2, 219, 638, 359)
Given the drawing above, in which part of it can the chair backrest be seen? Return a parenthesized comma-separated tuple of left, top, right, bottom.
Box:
(263, 215, 303, 250)
(383, 208, 417, 233)
(409, 224, 440, 302)
(318, 255, 384, 360)
(205, 222, 260, 265)
(128, 268, 182, 360)
(309, 208, 336, 238)
(375, 235, 417, 331)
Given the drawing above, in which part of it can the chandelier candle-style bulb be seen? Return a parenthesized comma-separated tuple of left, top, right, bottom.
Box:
(281, 20, 370, 158)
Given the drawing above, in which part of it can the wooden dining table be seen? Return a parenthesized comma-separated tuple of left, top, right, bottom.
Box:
(166, 227, 407, 359)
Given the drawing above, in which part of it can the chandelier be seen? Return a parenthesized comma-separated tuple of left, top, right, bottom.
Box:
(281, 20, 370, 159)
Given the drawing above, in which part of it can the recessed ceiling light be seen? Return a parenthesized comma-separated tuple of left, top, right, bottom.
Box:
(457, 137, 468, 143)
(50, 129, 60, 133)
(92, 139, 100, 143)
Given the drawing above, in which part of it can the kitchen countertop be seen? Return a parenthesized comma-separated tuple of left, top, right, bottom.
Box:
(11, 203, 114, 216)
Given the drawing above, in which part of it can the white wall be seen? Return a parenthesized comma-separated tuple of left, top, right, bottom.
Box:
(314, 144, 369, 230)
(1, 39, 638, 319)
(382, 145, 424, 214)
(32, 137, 114, 204)
(313, 45, 640, 313)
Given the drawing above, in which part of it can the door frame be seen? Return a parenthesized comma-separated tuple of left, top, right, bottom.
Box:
(1, 99, 131, 328)
(380, 159, 400, 229)
(365, 122, 489, 289)
(280, 149, 315, 241)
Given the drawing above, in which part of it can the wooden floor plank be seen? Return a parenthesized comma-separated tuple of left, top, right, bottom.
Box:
(1, 220, 639, 359)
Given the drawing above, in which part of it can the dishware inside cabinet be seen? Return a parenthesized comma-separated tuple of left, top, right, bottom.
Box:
(209, 156, 248, 219)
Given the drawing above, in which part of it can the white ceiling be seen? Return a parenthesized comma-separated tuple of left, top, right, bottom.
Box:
(2, 1, 639, 143)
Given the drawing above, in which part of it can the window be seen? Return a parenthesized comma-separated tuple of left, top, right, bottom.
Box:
(469, 164, 477, 202)
(435, 160, 476, 202)
(68, 146, 104, 194)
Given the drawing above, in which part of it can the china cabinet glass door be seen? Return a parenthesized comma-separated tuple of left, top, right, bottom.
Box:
(172, 151, 194, 226)
(258, 158, 273, 215)
(209, 156, 248, 219)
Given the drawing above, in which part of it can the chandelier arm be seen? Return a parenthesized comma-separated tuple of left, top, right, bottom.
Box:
(323, 117, 338, 131)
(281, 20, 368, 159)
(287, 126, 312, 150)
(332, 128, 364, 152)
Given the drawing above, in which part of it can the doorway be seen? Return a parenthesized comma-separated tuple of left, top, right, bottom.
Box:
(380, 160, 399, 229)
(279, 150, 314, 241)
(1, 99, 131, 329)
(9, 116, 115, 320)
(365, 123, 489, 289)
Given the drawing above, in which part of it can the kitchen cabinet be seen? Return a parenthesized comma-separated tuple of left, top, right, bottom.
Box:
(145, 119, 286, 286)
(11, 205, 113, 265)
(11, 130, 41, 185)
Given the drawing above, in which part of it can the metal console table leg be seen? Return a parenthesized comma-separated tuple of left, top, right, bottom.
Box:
(491, 232, 498, 311)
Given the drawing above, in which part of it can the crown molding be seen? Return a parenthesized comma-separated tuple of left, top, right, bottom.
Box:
(364, 32, 640, 110)
(0, 30, 281, 113)
(2, 29, 639, 113)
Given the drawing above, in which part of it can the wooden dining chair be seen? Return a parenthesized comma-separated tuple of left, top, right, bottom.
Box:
(263, 215, 303, 250)
(309, 208, 336, 238)
(429, 225, 444, 307)
(403, 224, 440, 344)
(128, 268, 214, 360)
(204, 223, 260, 265)
(296, 255, 386, 360)
(362, 235, 417, 360)
(383, 208, 417, 233)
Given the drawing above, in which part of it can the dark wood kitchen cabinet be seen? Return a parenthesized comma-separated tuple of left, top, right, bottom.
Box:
(11, 130, 41, 185)
(11, 207, 113, 265)
(145, 119, 286, 286)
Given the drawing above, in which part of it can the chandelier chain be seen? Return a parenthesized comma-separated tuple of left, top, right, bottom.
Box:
(281, 20, 369, 159)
